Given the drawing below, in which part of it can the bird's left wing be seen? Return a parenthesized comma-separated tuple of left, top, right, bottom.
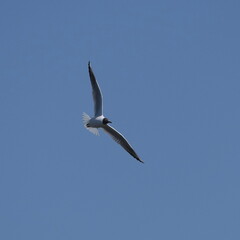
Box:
(88, 62, 103, 117)
(102, 124, 143, 163)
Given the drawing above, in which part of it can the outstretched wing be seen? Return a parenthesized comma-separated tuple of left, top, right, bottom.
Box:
(102, 124, 143, 163)
(88, 62, 103, 117)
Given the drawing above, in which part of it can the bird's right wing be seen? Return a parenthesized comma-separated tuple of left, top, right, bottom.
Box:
(102, 124, 143, 163)
(88, 62, 103, 117)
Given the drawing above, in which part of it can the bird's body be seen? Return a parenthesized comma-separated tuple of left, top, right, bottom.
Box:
(83, 62, 143, 163)
(87, 115, 104, 128)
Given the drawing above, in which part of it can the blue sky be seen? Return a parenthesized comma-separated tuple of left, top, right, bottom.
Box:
(1, 0, 240, 239)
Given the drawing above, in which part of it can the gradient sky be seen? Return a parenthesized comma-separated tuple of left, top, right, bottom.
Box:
(1, 0, 240, 239)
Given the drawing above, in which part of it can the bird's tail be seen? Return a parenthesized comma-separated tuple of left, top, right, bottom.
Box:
(82, 112, 91, 126)
(82, 112, 99, 136)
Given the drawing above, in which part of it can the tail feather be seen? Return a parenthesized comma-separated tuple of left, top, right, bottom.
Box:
(82, 112, 91, 126)
(82, 112, 99, 136)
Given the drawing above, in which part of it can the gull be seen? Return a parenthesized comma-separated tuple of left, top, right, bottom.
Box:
(83, 62, 143, 163)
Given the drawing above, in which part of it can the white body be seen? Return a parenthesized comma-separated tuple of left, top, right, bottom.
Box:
(88, 115, 104, 128)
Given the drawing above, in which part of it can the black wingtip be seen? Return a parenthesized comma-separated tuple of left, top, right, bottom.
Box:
(88, 61, 91, 67)
(137, 158, 144, 163)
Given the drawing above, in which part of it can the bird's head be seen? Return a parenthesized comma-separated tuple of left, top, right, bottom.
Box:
(103, 118, 112, 125)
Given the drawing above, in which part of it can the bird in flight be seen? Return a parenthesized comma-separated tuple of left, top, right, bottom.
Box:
(83, 62, 143, 163)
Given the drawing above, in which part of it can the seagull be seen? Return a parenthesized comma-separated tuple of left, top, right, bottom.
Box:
(83, 62, 143, 163)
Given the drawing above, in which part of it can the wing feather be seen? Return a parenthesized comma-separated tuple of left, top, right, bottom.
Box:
(88, 62, 103, 117)
(103, 125, 143, 163)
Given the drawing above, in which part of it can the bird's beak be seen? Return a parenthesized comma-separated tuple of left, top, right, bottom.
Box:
(108, 120, 112, 124)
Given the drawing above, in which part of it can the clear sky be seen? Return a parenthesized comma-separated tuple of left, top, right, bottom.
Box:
(1, 0, 240, 239)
